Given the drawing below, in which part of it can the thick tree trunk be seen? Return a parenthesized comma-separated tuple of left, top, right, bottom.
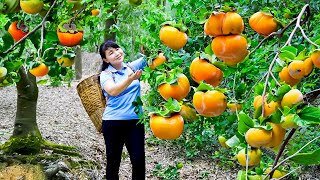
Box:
(6, 67, 43, 154)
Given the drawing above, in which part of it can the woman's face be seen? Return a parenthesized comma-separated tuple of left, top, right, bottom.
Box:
(104, 47, 124, 65)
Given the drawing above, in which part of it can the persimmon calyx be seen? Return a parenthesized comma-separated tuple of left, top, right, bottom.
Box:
(149, 98, 181, 117)
(58, 20, 83, 33)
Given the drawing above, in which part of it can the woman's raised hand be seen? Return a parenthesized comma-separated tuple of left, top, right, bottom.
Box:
(128, 70, 142, 81)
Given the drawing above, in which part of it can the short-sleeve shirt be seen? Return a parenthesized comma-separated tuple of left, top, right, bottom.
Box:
(99, 56, 147, 120)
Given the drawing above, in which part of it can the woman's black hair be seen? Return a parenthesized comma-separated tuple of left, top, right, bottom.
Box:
(99, 40, 120, 72)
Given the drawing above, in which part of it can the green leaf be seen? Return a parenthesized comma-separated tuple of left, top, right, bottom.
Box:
(45, 31, 59, 42)
(0, 32, 14, 51)
(0, 14, 8, 29)
(274, 84, 291, 101)
(225, 135, 240, 148)
(295, 48, 308, 60)
(290, 148, 320, 165)
(37, 79, 48, 85)
(270, 109, 282, 123)
(195, 81, 215, 92)
(254, 123, 272, 131)
(236, 170, 246, 180)
(298, 106, 320, 124)
(254, 105, 262, 119)
(281, 46, 298, 56)
(279, 51, 296, 62)
(254, 83, 264, 96)
(238, 112, 254, 134)
(205, 44, 213, 56)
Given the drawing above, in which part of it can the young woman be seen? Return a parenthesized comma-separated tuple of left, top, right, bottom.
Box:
(99, 40, 147, 180)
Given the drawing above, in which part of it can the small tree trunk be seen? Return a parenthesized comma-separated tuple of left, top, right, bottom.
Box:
(75, 46, 82, 80)
(104, 1, 119, 41)
(9, 67, 42, 154)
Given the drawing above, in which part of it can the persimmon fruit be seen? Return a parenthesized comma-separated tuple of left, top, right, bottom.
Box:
(150, 113, 184, 140)
(189, 57, 223, 87)
(249, 11, 278, 36)
(281, 114, 299, 129)
(193, 90, 227, 117)
(8, 21, 28, 42)
(204, 11, 244, 37)
(57, 20, 84, 47)
(237, 148, 262, 166)
(303, 57, 314, 76)
(281, 89, 303, 108)
(20, 0, 44, 14)
(179, 104, 197, 122)
(91, 9, 100, 16)
(158, 73, 190, 101)
(149, 53, 167, 70)
(211, 35, 249, 66)
(266, 123, 286, 148)
(159, 25, 188, 50)
(311, 50, 320, 68)
(288, 60, 305, 79)
(57, 57, 75, 67)
(245, 128, 272, 147)
(279, 66, 300, 86)
(29, 62, 49, 77)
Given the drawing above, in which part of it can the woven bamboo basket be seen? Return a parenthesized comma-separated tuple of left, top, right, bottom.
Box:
(76, 74, 106, 133)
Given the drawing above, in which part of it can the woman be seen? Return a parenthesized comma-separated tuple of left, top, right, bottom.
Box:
(99, 40, 147, 180)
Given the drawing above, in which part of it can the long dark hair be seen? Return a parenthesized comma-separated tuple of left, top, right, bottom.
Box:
(99, 40, 120, 72)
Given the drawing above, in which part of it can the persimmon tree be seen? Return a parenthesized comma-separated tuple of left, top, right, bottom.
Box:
(0, 0, 124, 155)
(1, 0, 320, 179)
(119, 0, 320, 179)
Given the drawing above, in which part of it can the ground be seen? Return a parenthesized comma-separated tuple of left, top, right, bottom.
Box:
(0, 52, 319, 180)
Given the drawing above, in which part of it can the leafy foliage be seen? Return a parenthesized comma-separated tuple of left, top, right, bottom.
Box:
(1, 0, 320, 178)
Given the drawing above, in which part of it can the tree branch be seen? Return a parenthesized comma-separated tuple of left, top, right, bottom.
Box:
(261, 4, 310, 117)
(3, 0, 59, 54)
(268, 128, 296, 178)
(263, 135, 320, 180)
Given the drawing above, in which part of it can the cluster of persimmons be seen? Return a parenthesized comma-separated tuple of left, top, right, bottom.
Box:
(151, 8, 316, 179)
(4, 0, 100, 77)
(279, 50, 320, 86)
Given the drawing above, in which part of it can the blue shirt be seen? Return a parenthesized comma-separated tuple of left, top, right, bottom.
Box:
(100, 56, 147, 120)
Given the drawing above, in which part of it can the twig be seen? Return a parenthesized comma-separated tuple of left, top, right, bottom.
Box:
(270, 71, 281, 86)
(277, 166, 300, 180)
(69, 1, 92, 25)
(41, 48, 59, 59)
(268, 128, 297, 178)
(261, 4, 310, 119)
(244, 71, 268, 101)
(245, 146, 249, 180)
(263, 135, 320, 180)
(250, 17, 298, 55)
(298, 26, 320, 48)
(261, 53, 279, 116)
(250, 32, 278, 55)
(232, 71, 240, 119)
(284, 4, 310, 46)
(37, 24, 45, 58)
(3, 0, 59, 54)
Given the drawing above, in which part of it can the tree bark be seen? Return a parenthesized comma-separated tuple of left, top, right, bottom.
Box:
(75, 46, 82, 80)
(13, 67, 39, 137)
(6, 66, 43, 154)
(104, 1, 119, 41)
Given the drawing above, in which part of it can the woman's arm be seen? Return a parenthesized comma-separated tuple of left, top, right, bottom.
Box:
(103, 70, 142, 96)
